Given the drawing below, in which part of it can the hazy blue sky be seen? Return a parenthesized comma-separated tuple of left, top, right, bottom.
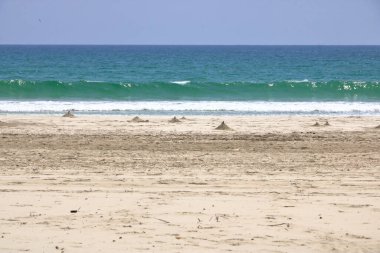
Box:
(0, 0, 379, 45)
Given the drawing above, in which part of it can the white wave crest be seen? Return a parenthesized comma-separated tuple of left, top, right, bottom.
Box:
(287, 79, 309, 83)
(85, 80, 105, 83)
(170, 80, 191, 85)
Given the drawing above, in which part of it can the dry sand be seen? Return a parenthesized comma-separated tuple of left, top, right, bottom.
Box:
(0, 115, 379, 253)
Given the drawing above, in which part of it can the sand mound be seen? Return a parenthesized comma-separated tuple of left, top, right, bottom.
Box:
(180, 116, 187, 120)
(169, 117, 181, 123)
(312, 122, 320, 127)
(375, 124, 380, 129)
(129, 116, 149, 123)
(62, 110, 75, 118)
(325, 121, 330, 126)
(215, 121, 233, 131)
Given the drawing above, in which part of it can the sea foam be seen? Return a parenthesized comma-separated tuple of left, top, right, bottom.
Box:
(1, 101, 379, 115)
(170, 81, 191, 85)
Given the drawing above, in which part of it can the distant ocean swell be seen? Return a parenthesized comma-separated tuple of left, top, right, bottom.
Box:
(1, 79, 379, 101)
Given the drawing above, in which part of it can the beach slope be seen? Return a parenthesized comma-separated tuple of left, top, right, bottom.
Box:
(0, 115, 379, 253)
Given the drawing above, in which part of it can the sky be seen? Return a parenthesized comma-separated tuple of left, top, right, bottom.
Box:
(0, 0, 379, 45)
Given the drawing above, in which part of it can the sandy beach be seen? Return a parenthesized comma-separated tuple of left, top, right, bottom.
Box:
(0, 115, 379, 253)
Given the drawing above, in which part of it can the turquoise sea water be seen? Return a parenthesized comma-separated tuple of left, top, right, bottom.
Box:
(0, 45, 379, 115)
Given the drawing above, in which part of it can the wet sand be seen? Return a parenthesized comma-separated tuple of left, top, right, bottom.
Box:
(0, 115, 379, 253)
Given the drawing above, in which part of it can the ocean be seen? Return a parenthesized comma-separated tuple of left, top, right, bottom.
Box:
(0, 45, 379, 115)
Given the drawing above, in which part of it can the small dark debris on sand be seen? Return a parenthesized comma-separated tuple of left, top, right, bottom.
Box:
(129, 116, 149, 123)
(375, 124, 380, 129)
(169, 116, 181, 123)
(215, 121, 233, 131)
(180, 116, 187, 120)
(312, 122, 320, 127)
(324, 121, 330, 126)
(70, 207, 80, 214)
(62, 110, 75, 118)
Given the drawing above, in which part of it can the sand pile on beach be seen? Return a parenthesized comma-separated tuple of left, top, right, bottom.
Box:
(169, 116, 181, 123)
(129, 116, 149, 122)
(62, 110, 75, 118)
(215, 121, 233, 130)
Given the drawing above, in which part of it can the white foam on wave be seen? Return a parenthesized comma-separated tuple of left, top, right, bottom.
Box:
(170, 80, 191, 85)
(85, 80, 105, 83)
(9, 79, 27, 85)
(287, 79, 309, 83)
(0, 101, 380, 115)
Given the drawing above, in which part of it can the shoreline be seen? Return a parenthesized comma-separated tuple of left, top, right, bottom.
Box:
(0, 115, 379, 252)
(1, 100, 380, 116)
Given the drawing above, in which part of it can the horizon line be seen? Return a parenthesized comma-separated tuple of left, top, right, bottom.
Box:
(1, 44, 380, 46)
